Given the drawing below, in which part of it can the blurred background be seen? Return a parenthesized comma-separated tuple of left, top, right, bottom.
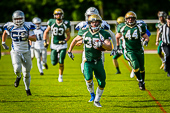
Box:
(0, 0, 170, 53)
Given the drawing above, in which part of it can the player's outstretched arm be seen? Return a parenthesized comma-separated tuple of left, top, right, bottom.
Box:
(43, 26, 50, 47)
(68, 35, 83, 52)
(142, 33, 150, 46)
(65, 28, 71, 42)
(102, 39, 112, 51)
(1, 30, 9, 50)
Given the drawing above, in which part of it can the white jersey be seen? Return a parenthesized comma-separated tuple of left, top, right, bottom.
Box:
(33, 26, 47, 49)
(75, 20, 110, 31)
(4, 22, 35, 53)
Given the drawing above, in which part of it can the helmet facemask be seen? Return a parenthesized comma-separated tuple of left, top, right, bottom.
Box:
(12, 10, 25, 26)
(125, 11, 137, 26)
(88, 14, 102, 32)
(53, 8, 64, 20)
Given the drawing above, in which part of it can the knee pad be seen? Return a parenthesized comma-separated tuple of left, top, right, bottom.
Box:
(13, 64, 21, 75)
(23, 71, 30, 78)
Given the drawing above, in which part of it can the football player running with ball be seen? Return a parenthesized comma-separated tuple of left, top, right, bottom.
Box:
(75, 7, 117, 103)
(68, 14, 112, 107)
(116, 11, 149, 90)
(2, 10, 36, 96)
(43, 8, 71, 82)
(32, 17, 48, 75)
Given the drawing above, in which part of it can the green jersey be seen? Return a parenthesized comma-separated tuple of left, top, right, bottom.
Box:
(155, 21, 166, 29)
(78, 28, 111, 60)
(47, 19, 70, 44)
(117, 23, 146, 51)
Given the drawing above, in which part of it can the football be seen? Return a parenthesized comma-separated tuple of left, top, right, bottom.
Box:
(97, 46, 105, 51)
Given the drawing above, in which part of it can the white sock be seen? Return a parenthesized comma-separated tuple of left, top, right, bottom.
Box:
(23, 76, 31, 90)
(37, 59, 43, 73)
(86, 80, 94, 93)
(59, 74, 63, 78)
(94, 87, 104, 102)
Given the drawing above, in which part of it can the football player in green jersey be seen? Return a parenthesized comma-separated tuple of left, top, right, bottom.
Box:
(155, 11, 167, 69)
(68, 14, 112, 107)
(43, 8, 71, 82)
(116, 11, 149, 90)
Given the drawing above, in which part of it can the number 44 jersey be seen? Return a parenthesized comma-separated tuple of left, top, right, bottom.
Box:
(117, 23, 146, 51)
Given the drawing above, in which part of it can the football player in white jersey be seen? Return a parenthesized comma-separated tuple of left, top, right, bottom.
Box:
(75, 7, 117, 103)
(32, 17, 48, 75)
(1, 10, 36, 96)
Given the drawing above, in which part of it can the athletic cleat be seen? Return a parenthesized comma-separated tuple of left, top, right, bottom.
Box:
(115, 71, 121, 74)
(26, 89, 32, 96)
(58, 76, 63, 82)
(88, 93, 95, 102)
(130, 70, 135, 78)
(14, 77, 21, 87)
(167, 73, 170, 77)
(160, 63, 164, 69)
(94, 101, 102, 107)
(40, 72, 44, 75)
(139, 82, 145, 90)
(44, 63, 48, 69)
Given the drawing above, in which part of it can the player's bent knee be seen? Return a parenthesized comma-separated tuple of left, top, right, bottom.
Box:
(23, 72, 30, 78)
(87, 79, 92, 83)
(98, 81, 106, 88)
(13, 64, 21, 73)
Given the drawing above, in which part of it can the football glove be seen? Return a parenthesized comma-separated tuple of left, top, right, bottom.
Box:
(68, 52, 74, 60)
(143, 41, 148, 46)
(44, 40, 49, 48)
(110, 49, 117, 56)
(58, 40, 67, 44)
(117, 45, 122, 54)
(2, 42, 9, 50)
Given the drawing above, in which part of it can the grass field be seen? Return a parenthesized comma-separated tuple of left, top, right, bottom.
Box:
(0, 52, 170, 113)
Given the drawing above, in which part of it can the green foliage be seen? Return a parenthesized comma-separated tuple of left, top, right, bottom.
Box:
(0, 0, 170, 23)
(0, 54, 170, 112)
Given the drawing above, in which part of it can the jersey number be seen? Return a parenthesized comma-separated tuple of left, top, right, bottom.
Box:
(53, 27, 64, 36)
(84, 37, 100, 49)
(12, 31, 27, 42)
(125, 29, 138, 40)
(36, 34, 42, 41)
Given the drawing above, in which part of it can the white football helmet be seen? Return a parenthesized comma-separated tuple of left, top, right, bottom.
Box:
(12, 10, 25, 26)
(32, 17, 41, 29)
(85, 7, 99, 21)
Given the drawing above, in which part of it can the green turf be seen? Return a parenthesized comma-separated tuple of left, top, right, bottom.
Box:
(0, 53, 170, 113)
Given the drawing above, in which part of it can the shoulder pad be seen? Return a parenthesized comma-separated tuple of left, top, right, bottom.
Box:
(24, 22, 36, 30)
(41, 26, 47, 31)
(75, 21, 88, 30)
(101, 20, 110, 30)
(3, 22, 15, 30)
